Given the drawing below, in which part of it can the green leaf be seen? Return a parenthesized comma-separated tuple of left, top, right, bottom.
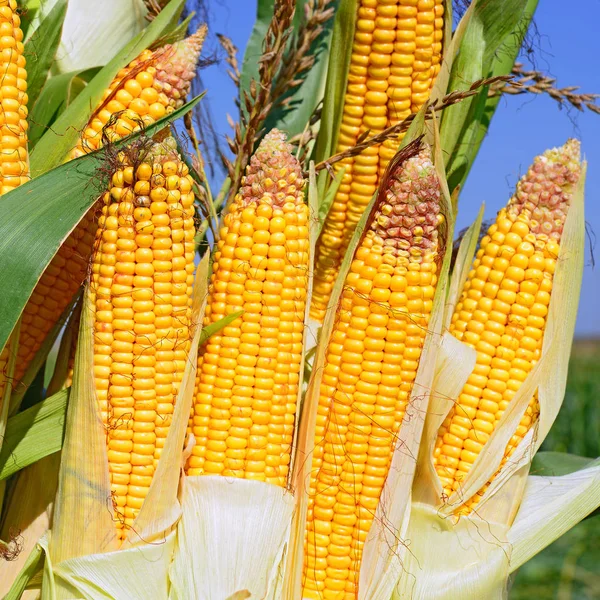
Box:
(200, 311, 244, 346)
(239, 0, 278, 107)
(441, 0, 535, 192)
(317, 167, 345, 235)
(0, 390, 68, 481)
(0, 95, 203, 355)
(531, 452, 595, 477)
(3, 542, 45, 600)
(452, 0, 539, 191)
(29, 0, 186, 176)
(28, 68, 100, 149)
(263, 1, 339, 138)
(312, 0, 357, 166)
(238, 1, 338, 140)
(24, 0, 67, 111)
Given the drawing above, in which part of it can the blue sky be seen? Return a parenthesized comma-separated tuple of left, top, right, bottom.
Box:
(188, 0, 600, 336)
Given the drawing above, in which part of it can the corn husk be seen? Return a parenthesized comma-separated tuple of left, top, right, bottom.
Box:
(169, 477, 295, 600)
(393, 157, 598, 599)
(35, 252, 209, 599)
(32, 0, 148, 73)
(0, 453, 60, 597)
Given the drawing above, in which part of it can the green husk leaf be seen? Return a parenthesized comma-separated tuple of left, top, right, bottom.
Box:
(0, 324, 19, 452)
(530, 452, 594, 477)
(3, 540, 45, 600)
(0, 390, 67, 481)
(0, 454, 60, 597)
(238, 0, 278, 98)
(313, 0, 356, 167)
(0, 94, 202, 357)
(46, 299, 82, 398)
(508, 462, 600, 572)
(440, 0, 529, 175)
(24, 0, 67, 111)
(442, 0, 536, 192)
(317, 166, 345, 235)
(28, 68, 100, 150)
(30, 0, 186, 176)
(239, 1, 337, 139)
(199, 310, 244, 347)
(445, 205, 484, 329)
(453, 0, 539, 191)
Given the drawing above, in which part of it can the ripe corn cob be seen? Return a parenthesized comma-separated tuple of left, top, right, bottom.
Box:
(0, 0, 27, 194)
(91, 137, 196, 540)
(0, 0, 27, 408)
(432, 140, 581, 510)
(310, 0, 444, 322)
(303, 143, 442, 600)
(11, 28, 205, 393)
(186, 130, 309, 487)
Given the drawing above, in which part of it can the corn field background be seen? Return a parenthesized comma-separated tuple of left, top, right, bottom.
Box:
(510, 340, 600, 599)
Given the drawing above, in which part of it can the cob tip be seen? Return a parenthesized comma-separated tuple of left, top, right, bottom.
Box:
(510, 138, 581, 238)
(238, 129, 304, 208)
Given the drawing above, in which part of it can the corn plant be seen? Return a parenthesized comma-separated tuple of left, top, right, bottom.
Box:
(0, 1, 599, 599)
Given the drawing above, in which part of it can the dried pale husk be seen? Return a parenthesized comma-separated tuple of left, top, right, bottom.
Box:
(168, 477, 295, 600)
(37, 253, 210, 599)
(392, 503, 510, 600)
(0, 453, 60, 597)
(396, 161, 600, 599)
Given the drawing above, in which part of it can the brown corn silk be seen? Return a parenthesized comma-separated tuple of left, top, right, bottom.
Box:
(0, 0, 28, 408)
(310, 0, 444, 322)
(432, 140, 581, 513)
(303, 143, 443, 599)
(186, 130, 309, 487)
(90, 137, 196, 540)
(9, 28, 205, 397)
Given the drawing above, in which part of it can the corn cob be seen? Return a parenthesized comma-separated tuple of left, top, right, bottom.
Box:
(310, 0, 444, 322)
(186, 130, 309, 487)
(432, 140, 581, 510)
(11, 28, 205, 393)
(303, 142, 442, 600)
(91, 136, 196, 540)
(0, 0, 27, 407)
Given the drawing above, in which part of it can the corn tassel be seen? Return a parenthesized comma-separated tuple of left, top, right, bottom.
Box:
(432, 140, 581, 511)
(186, 130, 309, 487)
(310, 0, 444, 322)
(10, 27, 206, 397)
(303, 142, 443, 599)
(90, 137, 197, 540)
